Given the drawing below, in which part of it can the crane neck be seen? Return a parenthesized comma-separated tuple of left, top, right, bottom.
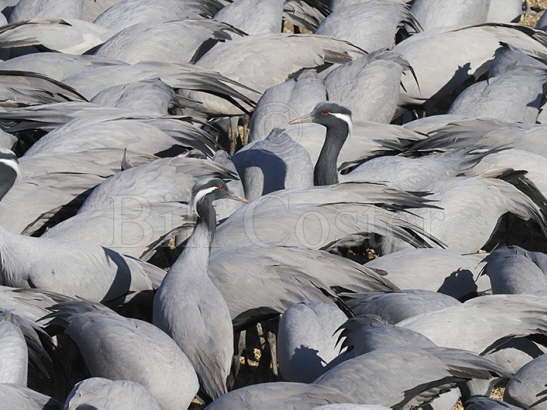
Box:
(314, 119, 350, 186)
(173, 196, 216, 275)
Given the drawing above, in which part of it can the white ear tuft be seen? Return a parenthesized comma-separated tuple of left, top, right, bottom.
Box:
(192, 186, 218, 212)
(0, 150, 18, 174)
(331, 113, 352, 135)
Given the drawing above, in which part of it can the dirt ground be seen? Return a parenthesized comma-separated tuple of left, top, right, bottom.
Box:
(522, 0, 547, 25)
(526, 0, 547, 8)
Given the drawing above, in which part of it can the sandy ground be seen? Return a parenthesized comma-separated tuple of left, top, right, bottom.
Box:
(522, 0, 547, 25)
(527, 0, 547, 8)
(453, 387, 505, 410)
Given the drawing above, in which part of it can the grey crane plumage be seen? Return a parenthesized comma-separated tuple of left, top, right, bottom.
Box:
(206, 382, 354, 410)
(0, 316, 28, 385)
(153, 179, 247, 400)
(0, 287, 69, 323)
(0, 148, 153, 235)
(0, 65, 251, 119)
(24, 116, 214, 157)
(249, 70, 326, 143)
(410, 0, 491, 32)
(326, 316, 436, 367)
(284, 119, 426, 170)
(486, 0, 522, 24)
(188, 34, 363, 115)
(340, 147, 497, 191)
(251, 71, 423, 171)
(232, 128, 314, 200)
(448, 65, 546, 123)
(0, 129, 17, 150)
(90, 79, 175, 114)
(42, 203, 192, 260)
(44, 301, 199, 410)
(278, 302, 347, 383)
(381, 173, 546, 254)
(394, 24, 547, 106)
(283, 0, 326, 32)
(65, 377, 162, 410)
(0, 18, 112, 55)
(0, 102, 135, 131)
(208, 150, 247, 220)
(248, 71, 328, 167)
(504, 353, 547, 409)
(7, 0, 84, 22)
(466, 396, 523, 409)
(195, 34, 362, 93)
(333, 121, 428, 170)
(0, 296, 68, 365)
(364, 248, 486, 299)
(0, 1, 16, 13)
(402, 113, 470, 134)
(481, 246, 547, 295)
(538, 10, 547, 32)
(0, 311, 56, 396)
(464, 149, 547, 198)
(214, 0, 284, 35)
(0, 52, 119, 82)
(326, 321, 495, 410)
(401, 119, 547, 159)
(209, 244, 396, 324)
(44, 156, 239, 258)
(93, 19, 244, 65)
(0, 70, 87, 106)
(2, 0, 546, 404)
(314, 346, 509, 408)
(324, 50, 411, 124)
(212, 181, 444, 253)
(316, 0, 411, 52)
(81, 0, 119, 22)
(0, 100, 207, 134)
(57, 61, 258, 114)
(344, 290, 460, 323)
(487, 43, 546, 78)
(79, 156, 237, 212)
(313, 405, 391, 410)
(398, 295, 547, 376)
(93, 0, 223, 32)
(0, 224, 165, 302)
(0, 384, 61, 409)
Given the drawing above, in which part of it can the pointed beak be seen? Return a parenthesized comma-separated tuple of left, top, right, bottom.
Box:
(228, 193, 249, 203)
(288, 113, 313, 125)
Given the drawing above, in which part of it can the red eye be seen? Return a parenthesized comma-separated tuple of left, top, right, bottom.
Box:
(321, 111, 329, 115)
(218, 185, 225, 190)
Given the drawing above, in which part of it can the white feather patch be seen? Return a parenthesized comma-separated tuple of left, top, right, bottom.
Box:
(192, 186, 217, 212)
(331, 113, 352, 136)
(0, 158, 19, 176)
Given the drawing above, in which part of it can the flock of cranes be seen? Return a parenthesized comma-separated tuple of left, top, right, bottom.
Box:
(0, 0, 544, 409)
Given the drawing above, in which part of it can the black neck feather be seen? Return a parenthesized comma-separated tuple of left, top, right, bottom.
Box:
(314, 120, 349, 186)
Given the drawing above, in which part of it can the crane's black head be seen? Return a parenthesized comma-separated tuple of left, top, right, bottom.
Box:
(289, 102, 352, 186)
(191, 178, 247, 212)
(288, 102, 352, 129)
